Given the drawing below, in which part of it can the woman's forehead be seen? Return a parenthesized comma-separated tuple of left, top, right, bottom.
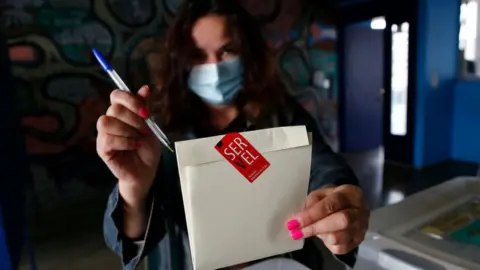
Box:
(192, 14, 231, 51)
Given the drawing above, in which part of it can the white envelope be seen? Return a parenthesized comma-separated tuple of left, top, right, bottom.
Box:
(175, 126, 312, 270)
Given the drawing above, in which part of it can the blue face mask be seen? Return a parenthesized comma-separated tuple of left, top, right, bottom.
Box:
(188, 56, 244, 105)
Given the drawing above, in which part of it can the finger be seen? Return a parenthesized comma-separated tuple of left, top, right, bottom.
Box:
(304, 186, 336, 213)
(110, 89, 150, 118)
(305, 191, 324, 208)
(335, 185, 365, 208)
(299, 209, 360, 239)
(136, 85, 150, 100)
(324, 228, 366, 255)
(359, 211, 370, 232)
(327, 244, 356, 255)
(97, 134, 139, 159)
(97, 115, 141, 138)
(318, 229, 354, 246)
(295, 192, 350, 228)
(308, 186, 336, 200)
(106, 104, 148, 132)
(137, 85, 155, 113)
(353, 229, 366, 245)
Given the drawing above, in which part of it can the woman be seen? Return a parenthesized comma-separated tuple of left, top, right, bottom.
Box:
(98, 0, 369, 269)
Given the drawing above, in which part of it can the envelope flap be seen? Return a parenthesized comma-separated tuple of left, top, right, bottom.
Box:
(175, 126, 309, 167)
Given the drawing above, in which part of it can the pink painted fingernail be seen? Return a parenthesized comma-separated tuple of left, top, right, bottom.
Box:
(290, 229, 304, 240)
(139, 107, 150, 118)
(286, 219, 300, 230)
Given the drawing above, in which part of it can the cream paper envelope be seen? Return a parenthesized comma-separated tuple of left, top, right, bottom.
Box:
(175, 126, 312, 270)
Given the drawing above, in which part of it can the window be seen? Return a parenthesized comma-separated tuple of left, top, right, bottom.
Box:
(390, 23, 409, 136)
(459, 0, 479, 77)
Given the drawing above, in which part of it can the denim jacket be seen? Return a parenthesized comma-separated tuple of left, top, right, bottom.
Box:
(103, 97, 360, 270)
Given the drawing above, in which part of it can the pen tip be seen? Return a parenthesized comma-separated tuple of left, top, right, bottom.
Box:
(92, 48, 112, 71)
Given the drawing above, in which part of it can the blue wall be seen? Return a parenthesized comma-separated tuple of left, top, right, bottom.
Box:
(414, 0, 460, 167)
(452, 81, 480, 162)
(418, 0, 480, 165)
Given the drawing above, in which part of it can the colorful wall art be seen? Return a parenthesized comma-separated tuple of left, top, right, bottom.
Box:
(0, 0, 338, 219)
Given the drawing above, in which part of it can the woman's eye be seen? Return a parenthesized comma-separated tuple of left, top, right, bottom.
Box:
(221, 49, 235, 58)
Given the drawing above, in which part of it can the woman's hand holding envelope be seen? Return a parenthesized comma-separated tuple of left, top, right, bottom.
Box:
(286, 185, 370, 255)
(96, 85, 162, 209)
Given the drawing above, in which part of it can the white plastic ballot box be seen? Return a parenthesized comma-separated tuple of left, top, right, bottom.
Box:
(354, 177, 480, 270)
(174, 126, 312, 270)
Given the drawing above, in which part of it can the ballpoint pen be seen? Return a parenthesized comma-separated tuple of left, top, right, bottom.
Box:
(92, 48, 174, 153)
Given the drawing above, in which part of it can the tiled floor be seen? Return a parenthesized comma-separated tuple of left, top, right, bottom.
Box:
(345, 147, 480, 207)
(17, 147, 480, 269)
(18, 201, 121, 270)
(19, 229, 120, 270)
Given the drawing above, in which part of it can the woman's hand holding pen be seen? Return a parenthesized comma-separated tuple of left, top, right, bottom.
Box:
(97, 85, 162, 210)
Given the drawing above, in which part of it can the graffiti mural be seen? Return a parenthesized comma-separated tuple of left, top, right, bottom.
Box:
(1, 0, 338, 214)
(274, 21, 338, 150)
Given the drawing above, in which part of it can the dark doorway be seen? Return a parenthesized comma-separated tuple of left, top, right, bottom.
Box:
(338, 1, 417, 165)
(382, 14, 417, 165)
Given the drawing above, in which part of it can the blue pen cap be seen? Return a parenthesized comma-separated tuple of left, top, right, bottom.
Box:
(92, 48, 112, 71)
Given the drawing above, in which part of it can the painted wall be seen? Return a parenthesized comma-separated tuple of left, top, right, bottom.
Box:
(0, 0, 339, 236)
(414, 0, 459, 167)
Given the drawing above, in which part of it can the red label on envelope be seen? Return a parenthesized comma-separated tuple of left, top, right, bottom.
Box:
(215, 133, 270, 183)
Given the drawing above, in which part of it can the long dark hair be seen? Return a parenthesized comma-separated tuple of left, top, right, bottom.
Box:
(155, 0, 286, 134)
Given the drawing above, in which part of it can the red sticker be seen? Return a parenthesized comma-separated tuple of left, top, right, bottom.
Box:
(215, 133, 270, 183)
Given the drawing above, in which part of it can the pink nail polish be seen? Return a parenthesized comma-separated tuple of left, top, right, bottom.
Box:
(286, 219, 300, 230)
(139, 107, 150, 118)
(290, 229, 304, 240)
